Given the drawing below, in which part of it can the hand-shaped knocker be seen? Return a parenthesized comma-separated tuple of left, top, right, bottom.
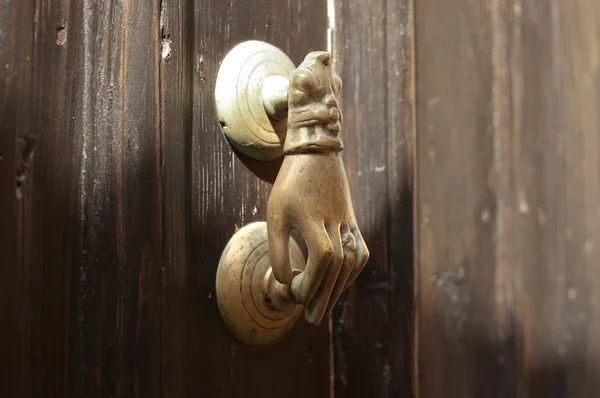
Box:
(215, 42, 369, 346)
(267, 52, 369, 324)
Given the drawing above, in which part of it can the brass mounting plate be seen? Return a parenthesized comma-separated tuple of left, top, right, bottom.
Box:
(215, 41, 295, 161)
(215, 222, 305, 346)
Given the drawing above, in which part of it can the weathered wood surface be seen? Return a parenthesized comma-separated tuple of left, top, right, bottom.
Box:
(0, 0, 329, 397)
(332, 0, 415, 397)
(415, 0, 600, 397)
(0, 0, 37, 396)
(183, 0, 330, 396)
(1, 0, 78, 396)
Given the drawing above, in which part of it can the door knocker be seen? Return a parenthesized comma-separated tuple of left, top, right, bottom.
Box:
(214, 41, 369, 346)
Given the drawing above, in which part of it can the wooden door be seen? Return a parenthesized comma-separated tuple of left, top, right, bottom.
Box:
(0, 0, 414, 397)
(5, 0, 599, 397)
(0, 0, 331, 396)
(415, 1, 600, 397)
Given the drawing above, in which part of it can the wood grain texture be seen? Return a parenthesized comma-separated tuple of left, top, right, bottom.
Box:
(415, 0, 600, 397)
(332, 0, 415, 397)
(159, 0, 193, 396)
(185, 1, 330, 396)
(1, 0, 164, 395)
(72, 1, 163, 396)
(0, 0, 36, 396)
(1, 0, 330, 397)
(1, 0, 79, 395)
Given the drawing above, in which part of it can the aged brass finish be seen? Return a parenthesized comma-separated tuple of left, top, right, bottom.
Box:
(216, 222, 305, 346)
(215, 41, 295, 160)
(216, 44, 369, 346)
(260, 75, 289, 120)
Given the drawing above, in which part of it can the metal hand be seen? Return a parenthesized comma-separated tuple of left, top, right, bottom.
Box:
(267, 153, 369, 325)
(266, 52, 369, 325)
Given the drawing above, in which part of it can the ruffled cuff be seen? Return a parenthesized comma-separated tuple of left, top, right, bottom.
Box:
(283, 51, 344, 155)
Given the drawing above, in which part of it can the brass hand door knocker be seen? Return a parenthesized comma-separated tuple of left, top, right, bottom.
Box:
(214, 41, 369, 346)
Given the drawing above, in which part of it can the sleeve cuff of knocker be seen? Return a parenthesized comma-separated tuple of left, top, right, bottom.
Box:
(283, 134, 344, 154)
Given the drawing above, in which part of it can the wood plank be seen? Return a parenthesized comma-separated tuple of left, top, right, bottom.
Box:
(415, 3, 508, 396)
(68, 1, 163, 396)
(517, 1, 600, 396)
(415, 0, 600, 396)
(332, 0, 415, 397)
(29, 2, 78, 395)
(1, 0, 164, 396)
(0, 0, 35, 396)
(158, 0, 192, 396)
(1, 0, 80, 395)
(183, 0, 331, 396)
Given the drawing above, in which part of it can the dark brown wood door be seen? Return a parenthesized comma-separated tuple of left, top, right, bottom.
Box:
(0, 0, 329, 396)
(9, 0, 599, 397)
(415, 1, 600, 397)
(0, 0, 413, 397)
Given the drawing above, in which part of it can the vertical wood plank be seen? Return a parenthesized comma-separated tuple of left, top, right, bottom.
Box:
(1, 0, 79, 395)
(2, 0, 164, 396)
(158, 0, 193, 396)
(0, 0, 35, 396)
(517, 1, 600, 396)
(164, 0, 332, 396)
(333, 0, 415, 397)
(415, 0, 600, 397)
(69, 1, 163, 396)
(30, 1, 77, 395)
(415, 2, 509, 396)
